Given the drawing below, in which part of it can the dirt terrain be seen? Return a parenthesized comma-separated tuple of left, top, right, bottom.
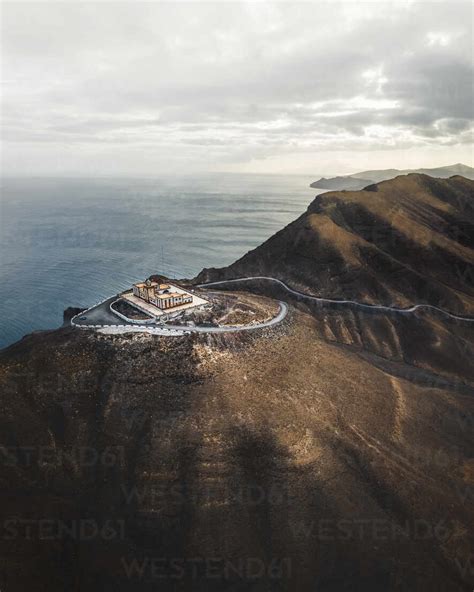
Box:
(168, 291, 280, 327)
(0, 300, 473, 591)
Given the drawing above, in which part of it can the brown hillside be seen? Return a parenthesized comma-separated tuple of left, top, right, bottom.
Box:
(198, 175, 474, 314)
(0, 308, 473, 591)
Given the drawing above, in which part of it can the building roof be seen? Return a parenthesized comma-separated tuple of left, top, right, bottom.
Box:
(156, 292, 192, 300)
(134, 281, 159, 289)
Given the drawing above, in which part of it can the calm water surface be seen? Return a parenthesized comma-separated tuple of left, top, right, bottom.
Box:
(0, 174, 317, 348)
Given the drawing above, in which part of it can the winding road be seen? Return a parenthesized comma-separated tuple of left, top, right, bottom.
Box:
(198, 276, 474, 323)
(71, 275, 474, 337)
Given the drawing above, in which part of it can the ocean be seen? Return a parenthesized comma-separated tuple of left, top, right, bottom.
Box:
(0, 174, 316, 348)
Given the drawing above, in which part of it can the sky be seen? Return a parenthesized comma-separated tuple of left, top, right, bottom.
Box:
(1, 0, 473, 176)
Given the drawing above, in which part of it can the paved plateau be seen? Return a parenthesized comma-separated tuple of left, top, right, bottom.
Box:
(71, 295, 288, 335)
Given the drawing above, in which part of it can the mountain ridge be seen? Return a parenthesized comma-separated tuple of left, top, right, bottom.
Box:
(310, 163, 474, 190)
(198, 174, 474, 315)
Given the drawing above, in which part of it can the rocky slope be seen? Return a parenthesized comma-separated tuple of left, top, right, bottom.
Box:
(198, 174, 474, 315)
(1, 174, 474, 591)
(1, 307, 474, 591)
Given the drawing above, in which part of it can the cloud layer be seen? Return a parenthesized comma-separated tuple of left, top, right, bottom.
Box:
(2, 1, 473, 175)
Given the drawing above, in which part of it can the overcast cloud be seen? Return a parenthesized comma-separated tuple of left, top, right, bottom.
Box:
(1, 1, 473, 175)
